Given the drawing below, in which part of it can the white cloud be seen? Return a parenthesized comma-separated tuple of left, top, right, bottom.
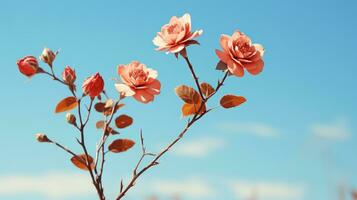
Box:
(149, 177, 216, 199)
(218, 122, 279, 138)
(230, 180, 305, 200)
(311, 119, 351, 141)
(173, 137, 224, 157)
(0, 171, 93, 199)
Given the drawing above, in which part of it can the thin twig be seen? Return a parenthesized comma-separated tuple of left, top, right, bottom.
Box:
(183, 55, 205, 101)
(47, 138, 77, 157)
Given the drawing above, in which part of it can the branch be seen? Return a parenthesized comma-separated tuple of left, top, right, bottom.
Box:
(77, 98, 105, 200)
(47, 138, 77, 157)
(41, 69, 77, 97)
(115, 54, 230, 200)
(183, 55, 205, 101)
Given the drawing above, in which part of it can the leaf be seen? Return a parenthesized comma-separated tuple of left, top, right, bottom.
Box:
(94, 102, 105, 112)
(96, 120, 105, 129)
(216, 61, 228, 71)
(104, 103, 125, 116)
(115, 115, 133, 129)
(200, 82, 215, 97)
(181, 102, 206, 117)
(108, 139, 135, 153)
(95, 102, 125, 116)
(220, 95, 246, 109)
(55, 96, 78, 113)
(175, 85, 200, 104)
(70, 154, 95, 171)
(105, 126, 119, 135)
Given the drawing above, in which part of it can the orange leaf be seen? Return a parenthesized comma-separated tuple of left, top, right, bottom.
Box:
(181, 102, 206, 117)
(55, 96, 78, 113)
(96, 120, 105, 129)
(200, 82, 215, 97)
(115, 115, 133, 129)
(220, 95, 246, 109)
(108, 139, 135, 153)
(94, 102, 105, 112)
(175, 85, 200, 104)
(70, 154, 95, 171)
(105, 126, 119, 135)
(104, 103, 125, 116)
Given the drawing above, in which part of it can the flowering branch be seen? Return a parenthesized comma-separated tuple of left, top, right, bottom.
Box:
(17, 12, 265, 200)
(115, 58, 226, 199)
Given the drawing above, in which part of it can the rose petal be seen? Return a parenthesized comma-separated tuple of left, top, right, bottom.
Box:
(254, 44, 265, 57)
(167, 44, 185, 53)
(220, 34, 231, 53)
(115, 83, 135, 96)
(145, 79, 161, 95)
(244, 59, 264, 75)
(215, 49, 230, 64)
(227, 60, 244, 77)
(133, 90, 155, 103)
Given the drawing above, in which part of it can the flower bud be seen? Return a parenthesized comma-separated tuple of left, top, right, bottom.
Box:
(66, 113, 77, 125)
(40, 47, 56, 66)
(62, 66, 76, 84)
(35, 133, 50, 143)
(17, 56, 39, 77)
(82, 73, 104, 98)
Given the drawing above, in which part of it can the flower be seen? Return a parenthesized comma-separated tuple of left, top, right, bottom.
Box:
(40, 47, 56, 66)
(66, 113, 77, 125)
(82, 73, 104, 98)
(215, 30, 265, 77)
(17, 56, 40, 77)
(35, 133, 50, 143)
(62, 66, 76, 84)
(153, 13, 202, 54)
(115, 61, 161, 104)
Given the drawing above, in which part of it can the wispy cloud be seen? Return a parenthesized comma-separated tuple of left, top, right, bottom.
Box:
(173, 137, 224, 157)
(310, 119, 351, 141)
(230, 180, 305, 200)
(218, 122, 280, 138)
(149, 177, 216, 199)
(0, 171, 93, 199)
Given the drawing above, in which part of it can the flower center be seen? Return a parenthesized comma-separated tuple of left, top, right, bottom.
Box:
(234, 40, 254, 58)
(167, 23, 181, 34)
(130, 69, 148, 86)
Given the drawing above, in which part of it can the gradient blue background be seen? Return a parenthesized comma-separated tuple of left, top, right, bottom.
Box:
(1, 0, 356, 200)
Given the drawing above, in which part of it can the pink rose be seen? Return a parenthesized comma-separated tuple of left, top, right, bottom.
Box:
(215, 30, 265, 77)
(82, 73, 104, 98)
(62, 66, 76, 84)
(115, 61, 161, 104)
(153, 13, 203, 54)
(17, 56, 40, 77)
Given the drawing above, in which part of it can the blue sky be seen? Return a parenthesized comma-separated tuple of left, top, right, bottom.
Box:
(1, 0, 357, 200)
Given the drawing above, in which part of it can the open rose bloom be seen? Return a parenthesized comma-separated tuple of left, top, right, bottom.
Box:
(115, 61, 161, 104)
(215, 31, 265, 77)
(153, 13, 202, 54)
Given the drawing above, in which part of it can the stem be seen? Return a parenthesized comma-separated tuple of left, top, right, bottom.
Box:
(39, 64, 106, 198)
(183, 56, 205, 101)
(47, 138, 77, 157)
(77, 98, 106, 200)
(41, 70, 77, 97)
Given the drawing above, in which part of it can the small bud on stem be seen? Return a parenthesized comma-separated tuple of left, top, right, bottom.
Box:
(35, 133, 50, 143)
(66, 113, 77, 126)
(40, 47, 56, 67)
